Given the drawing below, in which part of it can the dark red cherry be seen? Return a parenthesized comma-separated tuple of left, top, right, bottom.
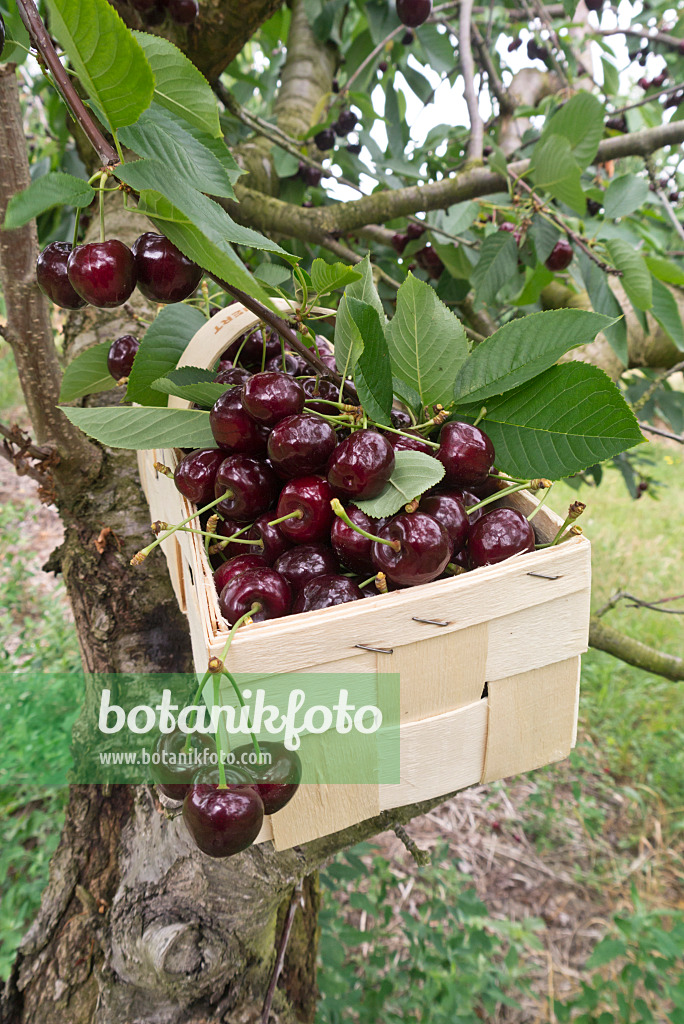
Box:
(107, 334, 139, 381)
(215, 517, 257, 558)
(437, 487, 485, 524)
(241, 372, 305, 426)
(36, 242, 87, 309)
(239, 328, 282, 369)
(299, 163, 323, 187)
(371, 512, 451, 586)
(173, 448, 225, 506)
(230, 742, 301, 814)
(418, 493, 469, 554)
(467, 507, 535, 568)
(168, 0, 199, 22)
(268, 414, 337, 477)
(265, 351, 303, 376)
(214, 553, 268, 597)
(405, 221, 425, 241)
(335, 109, 358, 135)
(273, 543, 339, 591)
(210, 388, 268, 455)
(499, 221, 521, 244)
(396, 0, 432, 26)
(437, 421, 495, 487)
(293, 574, 364, 613)
(214, 455, 279, 521)
(390, 406, 413, 430)
(219, 567, 291, 625)
(545, 238, 574, 272)
(214, 366, 252, 387)
(331, 505, 384, 574)
(347, 142, 362, 155)
(390, 433, 433, 455)
(131, 0, 158, 10)
(314, 128, 335, 151)
(302, 376, 339, 414)
(276, 475, 335, 543)
(183, 782, 263, 858)
(67, 240, 136, 308)
(327, 430, 395, 500)
(243, 512, 291, 564)
(415, 245, 444, 278)
(150, 729, 214, 800)
(391, 233, 408, 255)
(131, 232, 202, 303)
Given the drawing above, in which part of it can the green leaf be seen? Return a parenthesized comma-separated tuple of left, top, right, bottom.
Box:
(387, 273, 468, 411)
(530, 136, 586, 214)
(134, 189, 276, 308)
(0, 1, 31, 63)
(586, 939, 628, 969)
(46, 0, 154, 132)
(253, 262, 292, 289)
(310, 259, 362, 296)
(529, 214, 560, 265)
(453, 309, 616, 405)
(150, 377, 229, 408)
(334, 254, 384, 378)
(458, 363, 644, 480)
(605, 239, 652, 310)
(58, 342, 113, 402)
(126, 303, 207, 407)
(601, 56, 619, 97)
(163, 366, 217, 386)
(578, 251, 628, 364)
(539, 92, 605, 169)
(118, 105, 241, 200)
(471, 232, 519, 306)
(346, 299, 393, 425)
(60, 406, 215, 449)
(602, 175, 650, 219)
(644, 256, 684, 286)
(133, 31, 221, 137)
(3, 172, 95, 229)
(650, 277, 684, 351)
(354, 451, 445, 518)
(115, 161, 283, 253)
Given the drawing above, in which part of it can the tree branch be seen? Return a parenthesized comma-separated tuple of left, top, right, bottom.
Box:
(460, 0, 484, 163)
(589, 616, 684, 681)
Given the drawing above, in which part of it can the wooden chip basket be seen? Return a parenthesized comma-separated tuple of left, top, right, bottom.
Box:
(137, 300, 591, 851)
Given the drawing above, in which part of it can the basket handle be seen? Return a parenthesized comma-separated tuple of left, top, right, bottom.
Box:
(168, 299, 333, 411)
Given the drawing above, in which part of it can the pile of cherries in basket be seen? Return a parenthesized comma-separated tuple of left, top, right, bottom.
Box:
(171, 326, 538, 627)
(152, 731, 301, 858)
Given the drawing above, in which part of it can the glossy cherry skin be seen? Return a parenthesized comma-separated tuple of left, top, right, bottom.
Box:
(131, 232, 202, 303)
(247, 512, 292, 564)
(314, 128, 335, 151)
(214, 366, 252, 388)
(219, 567, 291, 625)
(173, 447, 225, 506)
(107, 334, 139, 380)
(302, 376, 339, 414)
(67, 240, 136, 308)
(437, 421, 495, 487)
(268, 414, 337, 477)
(331, 505, 383, 574)
(230, 742, 302, 815)
(273, 543, 339, 591)
(36, 242, 87, 309)
(467, 507, 535, 568)
(396, 0, 432, 26)
(418, 493, 469, 555)
(293, 574, 364, 613)
(335, 109, 357, 135)
(265, 351, 302, 376)
(390, 433, 433, 456)
(150, 729, 214, 800)
(371, 512, 451, 586)
(214, 455, 279, 521)
(183, 782, 264, 858)
(168, 0, 199, 22)
(545, 238, 574, 272)
(437, 487, 484, 524)
(210, 388, 268, 455)
(215, 517, 257, 558)
(232, 328, 281, 369)
(241, 371, 305, 426)
(214, 553, 268, 596)
(276, 475, 335, 544)
(327, 430, 395, 500)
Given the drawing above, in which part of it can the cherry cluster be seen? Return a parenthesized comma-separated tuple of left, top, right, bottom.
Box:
(499, 222, 573, 272)
(36, 232, 202, 310)
(153, 732, 301, 857)
(170, 328, 536, 628)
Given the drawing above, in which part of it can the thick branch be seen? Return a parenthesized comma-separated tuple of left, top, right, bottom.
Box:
(589, 617, 684, 681)
(460, 0, 484, 163)
(0, 65, 102, 485)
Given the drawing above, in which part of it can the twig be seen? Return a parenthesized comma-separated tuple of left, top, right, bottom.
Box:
(515, 178, 622, 275)
(599, 26, 684, 52)
(609, 82, 684, 116)
(596, 590, 684, 617)
(0, 422, 59, 485)
(340, 23, 406, 98)
(14, 0, 118, 166)
(261, 882, 304, 1024)
(459, 0, 484, 163)
(392, 822, 431, 866)
(656, 189, 684, 244)
(638, 421, 684, 443)
(471, 22, 514, 115)
(589, 616, 684, 680)
(632, 361, 684, 413)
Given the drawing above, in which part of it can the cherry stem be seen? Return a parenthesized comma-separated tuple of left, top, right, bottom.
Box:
(472, 406, 487, 428)
(526, 483, 554, 522)
(446, 562, 467, 575)
(465, 481, 537, 516)
(213, 675, 228, 788)
(213, 603, 263, 762)
(372, 423, 440, 449)
(98, 173, 106, 244)
(261, 509, 303, 528)
(131, 491, 232, 564)
(177, 526, 261, 545)
(330, 498, 400, 550)
(358, 574, 379, 588)
(223, 669, 262, 760)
